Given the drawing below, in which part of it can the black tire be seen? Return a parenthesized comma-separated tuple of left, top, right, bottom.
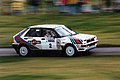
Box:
(18, 46, 30, 57)
(64, 45, 77, 57)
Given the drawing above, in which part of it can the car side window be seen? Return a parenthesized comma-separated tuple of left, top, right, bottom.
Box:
(25, 28, 41, 37)
(42, 29, 57, 38)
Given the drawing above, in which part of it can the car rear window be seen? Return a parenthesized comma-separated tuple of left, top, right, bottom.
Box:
(25, 28, 41, 37)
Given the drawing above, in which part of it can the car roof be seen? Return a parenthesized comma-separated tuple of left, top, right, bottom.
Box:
(29, 24, 65, 29)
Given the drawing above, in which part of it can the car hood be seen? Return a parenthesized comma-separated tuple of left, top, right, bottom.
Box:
(72, 33, 96, 40)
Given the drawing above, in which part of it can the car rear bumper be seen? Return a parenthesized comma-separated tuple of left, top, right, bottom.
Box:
(12, 43, 19, 53)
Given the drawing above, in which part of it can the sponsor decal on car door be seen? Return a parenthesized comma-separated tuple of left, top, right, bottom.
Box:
(22, 28, 42, 50)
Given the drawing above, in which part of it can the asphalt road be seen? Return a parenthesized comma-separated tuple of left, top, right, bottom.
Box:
(0, 47, 120, 56)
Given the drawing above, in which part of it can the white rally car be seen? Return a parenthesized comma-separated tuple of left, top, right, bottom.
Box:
(12, 24, 98, 57)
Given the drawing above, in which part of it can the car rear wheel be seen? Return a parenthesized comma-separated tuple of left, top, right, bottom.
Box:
(65, 46, 77, 57)
(19, 46, 30, 57)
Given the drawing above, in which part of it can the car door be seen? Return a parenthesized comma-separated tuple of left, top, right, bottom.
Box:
(23, 28, 42, 50)
(41, 28, 59, 50)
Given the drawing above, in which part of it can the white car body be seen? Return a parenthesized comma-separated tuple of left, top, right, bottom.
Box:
(12, 24, 98, 56)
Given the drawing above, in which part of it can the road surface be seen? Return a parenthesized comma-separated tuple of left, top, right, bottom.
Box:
(0, 47, 120, 56)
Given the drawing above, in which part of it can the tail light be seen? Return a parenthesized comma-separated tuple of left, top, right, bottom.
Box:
(12, 37, 14, 43)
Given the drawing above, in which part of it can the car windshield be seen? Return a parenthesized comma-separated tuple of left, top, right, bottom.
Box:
(55, 26, 77, 37)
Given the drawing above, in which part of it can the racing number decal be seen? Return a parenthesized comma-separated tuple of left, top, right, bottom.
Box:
(49, 43, 52, 48)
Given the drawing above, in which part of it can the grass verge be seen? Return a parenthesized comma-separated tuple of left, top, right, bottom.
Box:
(0, 56, 120, 80)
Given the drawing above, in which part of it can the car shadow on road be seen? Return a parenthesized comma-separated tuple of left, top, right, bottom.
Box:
(30, 51, 93, 57)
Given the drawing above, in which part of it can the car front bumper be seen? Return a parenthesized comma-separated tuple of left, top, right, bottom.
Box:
(76, 40, 98, 51)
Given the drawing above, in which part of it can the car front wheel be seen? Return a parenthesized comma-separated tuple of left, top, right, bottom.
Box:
(19, 46, 30, 57)
(65, 46, 77, 57)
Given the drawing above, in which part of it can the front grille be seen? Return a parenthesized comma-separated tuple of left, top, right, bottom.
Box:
(91, 38, 94, 41)
(87, 39, 90, 43)
(87, 38, 95, 43)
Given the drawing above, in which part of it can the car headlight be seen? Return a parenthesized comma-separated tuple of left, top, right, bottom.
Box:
(94, 36, 98, 40)
(83, 40, 87, 44)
